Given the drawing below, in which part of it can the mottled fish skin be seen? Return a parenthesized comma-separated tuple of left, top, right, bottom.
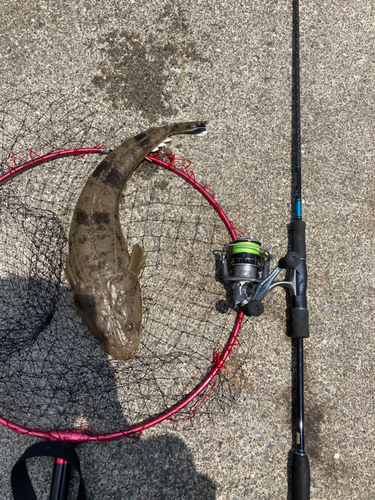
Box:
(66, 121, 207, 360)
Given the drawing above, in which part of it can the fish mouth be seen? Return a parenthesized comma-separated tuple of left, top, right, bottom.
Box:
(99, 317, 141, 360)
(103, 328, 141, 361)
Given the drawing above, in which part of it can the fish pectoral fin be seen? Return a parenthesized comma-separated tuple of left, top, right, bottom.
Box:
(65, 254, 77, 290)
(128, 243, 148, 277)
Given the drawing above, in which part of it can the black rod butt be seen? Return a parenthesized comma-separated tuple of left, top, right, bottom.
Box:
(292, 453, 310, 500)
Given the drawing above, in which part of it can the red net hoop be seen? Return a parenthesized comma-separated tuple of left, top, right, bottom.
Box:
(0, 142, 245, 443)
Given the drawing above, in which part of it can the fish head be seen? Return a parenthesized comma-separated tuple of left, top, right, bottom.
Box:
(73, 272, 142, 361)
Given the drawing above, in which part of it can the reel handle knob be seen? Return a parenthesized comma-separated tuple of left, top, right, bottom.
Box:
(278, 251, 300, 269)
(242, 300, 264, 317)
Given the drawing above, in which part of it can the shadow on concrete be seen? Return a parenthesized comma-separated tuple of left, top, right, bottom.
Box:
(74, 433, 217, 500)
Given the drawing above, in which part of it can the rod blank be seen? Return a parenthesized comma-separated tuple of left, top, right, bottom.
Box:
(291, 0, 310, 498)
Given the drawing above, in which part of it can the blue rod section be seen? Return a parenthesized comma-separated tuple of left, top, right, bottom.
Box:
(295, 200, 302, 219)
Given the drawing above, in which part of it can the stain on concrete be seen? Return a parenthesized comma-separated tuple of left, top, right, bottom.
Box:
(154, 179, 169, 191)
(150, 177, 170, 201)
(156, 2, 191, 33)
(89, 25, 207, 121)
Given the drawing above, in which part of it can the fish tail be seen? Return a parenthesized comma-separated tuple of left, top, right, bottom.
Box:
(168, 121, 208, 137)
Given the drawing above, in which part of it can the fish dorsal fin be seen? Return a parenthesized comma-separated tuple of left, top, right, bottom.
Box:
(128, 243, 148, 277)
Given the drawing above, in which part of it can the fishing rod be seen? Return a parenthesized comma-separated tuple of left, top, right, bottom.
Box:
(222, 0, 310, 498)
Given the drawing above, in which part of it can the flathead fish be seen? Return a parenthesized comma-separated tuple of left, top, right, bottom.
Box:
(66, 122, 207, 360)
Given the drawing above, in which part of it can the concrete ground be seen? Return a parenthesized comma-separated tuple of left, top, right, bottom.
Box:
(0, 0, 374, 499)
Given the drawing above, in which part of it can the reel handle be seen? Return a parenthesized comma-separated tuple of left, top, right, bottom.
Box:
(278, 251, 300, 269)
(242, 300, 264, 317)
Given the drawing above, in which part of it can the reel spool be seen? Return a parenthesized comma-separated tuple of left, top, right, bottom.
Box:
(222, 237, 271, 316)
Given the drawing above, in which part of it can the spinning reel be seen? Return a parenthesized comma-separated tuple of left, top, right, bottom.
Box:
(222, 237, 302, 317)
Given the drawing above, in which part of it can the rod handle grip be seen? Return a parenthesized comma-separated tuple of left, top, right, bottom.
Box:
(292, 220, 306, 258)
(290, 308, 309, 338)
(292, 453, 310, 500)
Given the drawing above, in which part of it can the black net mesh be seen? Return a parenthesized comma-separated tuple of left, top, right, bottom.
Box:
(0, 93, 249, 436)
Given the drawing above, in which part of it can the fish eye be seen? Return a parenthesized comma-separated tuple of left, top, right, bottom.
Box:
(125, 324, 134, 331)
